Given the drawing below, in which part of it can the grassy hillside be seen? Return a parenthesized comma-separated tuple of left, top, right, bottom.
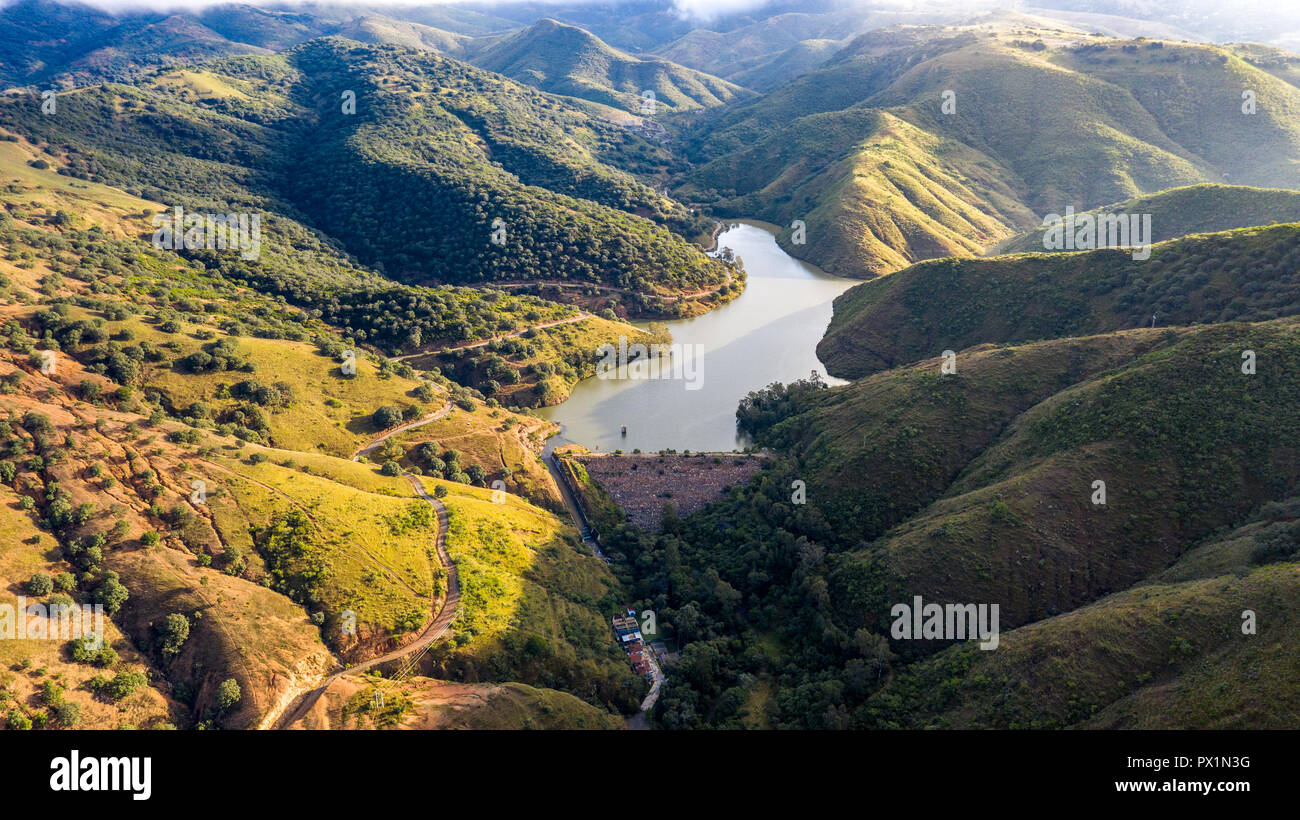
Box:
(819, 222, 1300, 379)
(679, 19, 1300, 277)
(998, 184, 1300, 253)
(472, 19, 754, 115)
(34, 305, 440, 458)
(0, 484, 176, 730)
(0, 129, 641, 727)
(865, 561, 1298, 729)
(334, 16, 482, 58)
(828, 319, 1300, 636)
(297, 674, 624, 729)
(417, 477, 645, 714)
(284, 40, 733, 301)
(729, 39, 847, 93)
(679, 109, 1035, 275)
(861, 495, 1300, 729)
(649, 5, 954, 86)
(748, 332, 1167, 544)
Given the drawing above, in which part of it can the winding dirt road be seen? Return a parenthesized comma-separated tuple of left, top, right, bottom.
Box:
(268, 474, 459, 729)
(390, 313, 593, 362)
(350, 401, 452, 461)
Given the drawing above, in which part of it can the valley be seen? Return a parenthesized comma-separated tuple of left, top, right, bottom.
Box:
(539, 221, 855, 454)
(0, 0, 1296, 744)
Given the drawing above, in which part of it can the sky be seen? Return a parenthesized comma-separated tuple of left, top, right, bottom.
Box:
(29, 0, 774, 17)
(7, 0, 933, 23)
(12, 0, 1293, 42)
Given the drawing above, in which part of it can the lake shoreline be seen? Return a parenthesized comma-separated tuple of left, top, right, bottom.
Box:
(539, 220, 857, 454)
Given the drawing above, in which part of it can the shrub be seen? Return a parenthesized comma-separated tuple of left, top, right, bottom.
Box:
(25, 572, 53, 596)
(215, 678, 241, 711)
(156, 613, 190, 661)
(94, 574, 129, 615)
(101, 670, 147, 701)
(41, 680, 64, 707)
(55, 702, 81, 728)
(6, 709, 31, 730)
(372, 405, 403, 429)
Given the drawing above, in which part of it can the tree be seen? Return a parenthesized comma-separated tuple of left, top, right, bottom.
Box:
(157, 613, 190, 661)
(660, 502, 682, 535)
(41, 680, 64, 707)
(215, 678, 241, 712)
(55, 702, 81, 728)
(95, 575, 129, 615)
(372, 405, 402, 429)
(103, 670, 147, 701)
(673, 603, 701, 644)
(26, 572, 53, 596)
(379, 460, 402, 476)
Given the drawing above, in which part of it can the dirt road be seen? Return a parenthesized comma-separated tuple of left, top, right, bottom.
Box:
(350, 402, 452, 461)
(267, 474, 458, 729)
(390, 313, 593, 362)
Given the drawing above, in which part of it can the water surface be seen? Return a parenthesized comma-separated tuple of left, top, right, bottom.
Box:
(538, 221, 856, 453)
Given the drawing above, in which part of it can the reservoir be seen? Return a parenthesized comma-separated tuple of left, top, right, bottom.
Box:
(537, 220, 857, 453)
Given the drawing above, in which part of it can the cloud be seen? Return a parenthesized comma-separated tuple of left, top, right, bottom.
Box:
(12, 0, 989, 22)
(15, 0, 777, 15)
(667, 0, 778, 23)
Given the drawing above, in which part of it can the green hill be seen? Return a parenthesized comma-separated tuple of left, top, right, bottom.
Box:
(472, 19, 754, 115)
(333, 15, 484, 58)
(0, 147, 643, 726)
(865, 560, 1299, 729)
(998, 184, 1300, 253)
(0, 43, 735, 333)
(611, 317, 1300, 729)
(284, 39, 729, 301)
(818, 222, 1300, 379)
(729, 39, 847, 93)
(650, 5, 956, 86)
(678, 20, 1300, 277)
(827, 319, 1300, 636)
(681, 108, 1035, 275)
(748, 332, 1168, 546)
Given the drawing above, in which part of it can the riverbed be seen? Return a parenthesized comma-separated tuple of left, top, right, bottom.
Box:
(537, 221, 857, 453)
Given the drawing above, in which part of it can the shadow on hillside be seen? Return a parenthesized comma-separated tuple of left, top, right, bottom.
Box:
(382, 521, 646, 718)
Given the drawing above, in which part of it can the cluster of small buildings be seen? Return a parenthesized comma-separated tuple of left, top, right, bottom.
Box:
(612, 609, 653, 678)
